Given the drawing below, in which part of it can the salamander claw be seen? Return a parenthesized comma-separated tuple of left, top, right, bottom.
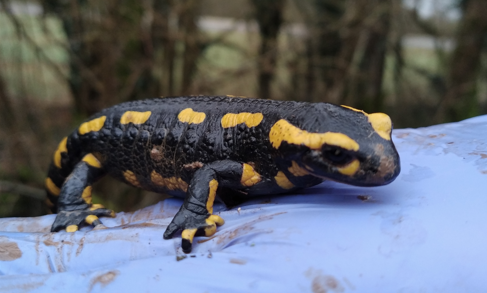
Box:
(51, 208, 115, 232)
(163, 208, 224, 253)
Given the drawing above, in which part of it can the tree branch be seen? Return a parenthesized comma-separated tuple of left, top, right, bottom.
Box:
(0, 181, 46, 201)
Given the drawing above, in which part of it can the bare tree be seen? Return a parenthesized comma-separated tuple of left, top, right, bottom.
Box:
(297, 0, 391, 111)
(250, 0, 285, 100)
(437, 0, 487, 122)
(40, 0, 204, 115)
(343, 0, 391, 112)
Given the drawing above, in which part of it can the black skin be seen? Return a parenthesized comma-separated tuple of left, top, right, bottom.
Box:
(46, 96, 401, 253)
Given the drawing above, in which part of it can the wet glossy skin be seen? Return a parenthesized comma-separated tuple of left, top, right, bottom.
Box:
(46, 96, 401, 252)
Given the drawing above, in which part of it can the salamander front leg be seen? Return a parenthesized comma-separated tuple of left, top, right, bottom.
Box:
(51, 154, 115, 232)
(163, 160, 261, 253)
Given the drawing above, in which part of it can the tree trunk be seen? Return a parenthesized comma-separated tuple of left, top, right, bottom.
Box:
(437, 0, 487, 122)
(311, 0, 346, 103)
(310, 0, 390, 109)
(41, 0, 167, 115)
(344, 0, 391, 112)
(250, 0, 285, 100)
(179, 0, 203, 95)
(0, 70, 14, 129)
(153, 0, 175, 96)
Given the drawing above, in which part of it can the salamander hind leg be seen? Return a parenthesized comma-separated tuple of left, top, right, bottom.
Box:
(50, 154, 115, 232)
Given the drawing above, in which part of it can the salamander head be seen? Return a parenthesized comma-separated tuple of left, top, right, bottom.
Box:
(269, 103, 400, 186)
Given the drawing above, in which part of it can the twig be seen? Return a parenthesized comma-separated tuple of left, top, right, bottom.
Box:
(0, 180, 46, 201)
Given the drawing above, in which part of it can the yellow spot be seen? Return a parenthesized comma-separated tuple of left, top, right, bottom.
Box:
(208, 214, 225, 226)
(150, 171, 188, 192)
(207, 179, 218, 214)
(120, 111, 152, 125)
(288, 161, 310, 177)
(81, 186, 92, 205)
(341, 105, 392, 141)
(66, 225, 78, 232)
(368, 113, 392, 141)
(45, 178, 60, 196)
(182, 228, 197, 243)
(85, 215, 99, 225)
(240, 163, 262, 186)
(275, 171, 294, 189)
(79, 116, 106, 135)
(204, 223, 217, 237)
(269, 119, 360, 151)
(178, 108, 206, 124)
(205, 215, 225, 236)
(337, 159, 360, 176)
(221, 113, 264, 128)
(341, 105, 366, 114)
(90, 203, 105, 210)
(53, 137, 68, 168)
(82, 153, 102, 168)
(204, 215, 224, 236)
(123, 170, 141, 187)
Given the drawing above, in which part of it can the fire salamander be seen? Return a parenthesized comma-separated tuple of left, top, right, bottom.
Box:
(46, 96, 400, 253)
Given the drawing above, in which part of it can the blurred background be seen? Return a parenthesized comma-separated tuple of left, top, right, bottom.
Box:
(1, 0, 486, 217)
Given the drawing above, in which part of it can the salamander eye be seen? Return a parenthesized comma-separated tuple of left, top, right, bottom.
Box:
(322, 146, 354, 165)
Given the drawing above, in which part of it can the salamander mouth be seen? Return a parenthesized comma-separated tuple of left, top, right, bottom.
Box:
(304, 154, 400, 187)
